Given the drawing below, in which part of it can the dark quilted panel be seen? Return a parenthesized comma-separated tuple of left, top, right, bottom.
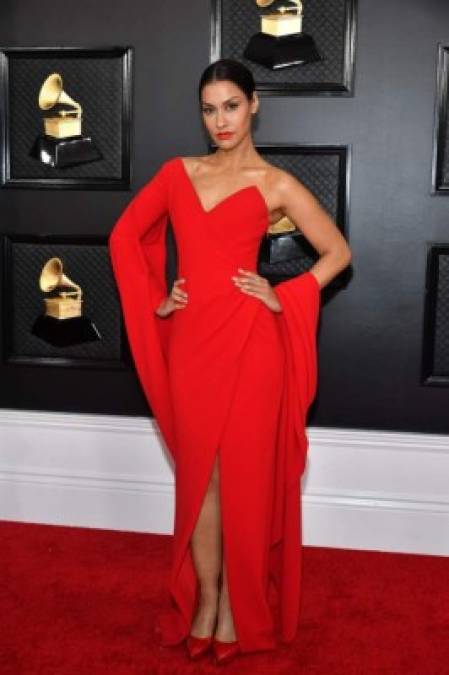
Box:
(434, 253, 449, 373)
(219, 0, 350, 86)
(441, 102, 449, 186)
(263, 151, 341, 218)
(8, 54, 123, 179)
(436, 48, 449, 187)
(256, 149, 345, 281)
(5, 241, 123, 362)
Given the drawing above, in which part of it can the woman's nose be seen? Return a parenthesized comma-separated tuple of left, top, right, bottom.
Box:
(216, 110, 226, 127)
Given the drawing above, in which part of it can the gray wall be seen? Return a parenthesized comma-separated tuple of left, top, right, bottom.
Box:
(1, 0, 448, 433)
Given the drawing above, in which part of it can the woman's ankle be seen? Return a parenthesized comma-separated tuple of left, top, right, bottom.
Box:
(215, 600, 237, 641)
(190, 590, 219, 636)
(214, 618, 237, 642)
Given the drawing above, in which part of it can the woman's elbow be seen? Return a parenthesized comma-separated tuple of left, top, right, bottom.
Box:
(327, 242, 351, 276)
(342, 244, 352, 268)
(108, 222, 128, 256)
(108, 225, 120, 250)
(109, 214, 132, 246)
(335, 237, 352, 268)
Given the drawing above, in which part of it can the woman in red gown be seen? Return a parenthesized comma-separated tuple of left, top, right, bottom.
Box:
(109, 58, 351, 665)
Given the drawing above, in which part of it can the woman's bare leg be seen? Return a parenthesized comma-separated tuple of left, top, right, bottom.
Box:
(189, 455, 222, 637)
(215, 556, 237, 641)
(190, 453, 237, 641)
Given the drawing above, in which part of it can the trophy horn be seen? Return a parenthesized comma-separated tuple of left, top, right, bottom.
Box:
(39, 257, 82, 298)
(38, 73, 82, 116)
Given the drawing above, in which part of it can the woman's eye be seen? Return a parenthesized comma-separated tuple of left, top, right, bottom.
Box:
(201, 103, 238, 114)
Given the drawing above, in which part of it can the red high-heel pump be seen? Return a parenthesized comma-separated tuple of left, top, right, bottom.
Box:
(212, 637, 241, 665)
(185, 634, 214, 660)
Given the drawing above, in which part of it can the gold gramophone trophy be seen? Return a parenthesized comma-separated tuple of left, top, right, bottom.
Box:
(30, 72, 102, 168)
(243, 0, 321, 69)
(268, 214, 297, 234)
(31, 257, 101, 347)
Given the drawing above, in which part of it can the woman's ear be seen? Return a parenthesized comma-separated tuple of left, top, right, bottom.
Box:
(251, 92, 259, 115)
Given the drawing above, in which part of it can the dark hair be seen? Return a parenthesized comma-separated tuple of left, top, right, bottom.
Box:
(198, 58, 255, 102)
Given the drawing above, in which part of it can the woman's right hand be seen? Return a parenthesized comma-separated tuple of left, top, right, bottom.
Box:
(155, 277, 188, 317)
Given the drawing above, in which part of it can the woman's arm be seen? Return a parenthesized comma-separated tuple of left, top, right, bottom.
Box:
(275, 171, 352, 290)
(109, 161, 170, 241)
(107, 159, 177, 455)
(232, 169, 351, 309)
(109, 161, 171, 312)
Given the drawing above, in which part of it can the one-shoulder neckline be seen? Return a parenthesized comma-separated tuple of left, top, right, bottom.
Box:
(176, 156, 270, 223)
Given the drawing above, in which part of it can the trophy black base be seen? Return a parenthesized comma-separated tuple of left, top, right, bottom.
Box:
(257, 230, 317, 285)
(31, 315, 102, 347)
(30, 135, 102, 168)
(244, 32, 321, 70)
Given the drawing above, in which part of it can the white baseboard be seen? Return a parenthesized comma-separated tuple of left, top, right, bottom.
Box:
(302, 427, 449, 556)
(0, 409, 448, 556)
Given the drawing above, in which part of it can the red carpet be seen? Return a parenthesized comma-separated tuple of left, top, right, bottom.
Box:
(1, 520, 448, 675)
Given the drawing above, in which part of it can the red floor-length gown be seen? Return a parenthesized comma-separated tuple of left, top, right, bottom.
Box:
(108, 155, 321, 654)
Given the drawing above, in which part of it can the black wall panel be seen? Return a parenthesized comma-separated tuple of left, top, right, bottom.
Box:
(1, 0, 448, 434)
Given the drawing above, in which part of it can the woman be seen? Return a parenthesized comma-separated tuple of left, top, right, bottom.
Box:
(109, 58, 351, 665)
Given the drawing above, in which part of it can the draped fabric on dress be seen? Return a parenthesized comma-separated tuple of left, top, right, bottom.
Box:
(108, 156, 321, 654)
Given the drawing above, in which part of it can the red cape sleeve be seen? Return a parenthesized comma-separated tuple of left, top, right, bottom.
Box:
(274, 269, 321, 481)
(271, 270, 321, 642)
(108, 160, 177, 460)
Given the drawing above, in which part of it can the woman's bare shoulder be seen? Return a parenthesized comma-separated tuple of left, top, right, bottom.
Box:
(259, 159, 309, 195)
(253, 159, 295, 192)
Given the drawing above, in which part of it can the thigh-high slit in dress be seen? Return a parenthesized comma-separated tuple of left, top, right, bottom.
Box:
(108, 156, 321, 654)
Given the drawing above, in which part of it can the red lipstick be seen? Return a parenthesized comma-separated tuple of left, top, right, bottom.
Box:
(217, 132, 234, 139)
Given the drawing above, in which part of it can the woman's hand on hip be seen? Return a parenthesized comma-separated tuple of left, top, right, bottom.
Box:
(155, 278, 188, 317)
(232, 268, 282, 313)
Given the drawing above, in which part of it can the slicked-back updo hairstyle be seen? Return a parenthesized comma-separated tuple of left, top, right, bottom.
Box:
(198, 58, 256, 102)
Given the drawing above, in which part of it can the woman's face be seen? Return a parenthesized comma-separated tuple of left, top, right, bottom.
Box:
(200, 79, 258, 148)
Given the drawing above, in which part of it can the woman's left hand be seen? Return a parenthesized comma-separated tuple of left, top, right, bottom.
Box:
(231, 268, 282, 313)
